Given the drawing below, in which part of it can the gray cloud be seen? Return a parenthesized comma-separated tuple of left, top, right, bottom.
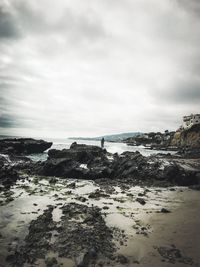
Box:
(0, 5, 21, 39)
(6, 1, 107, 44)
(0, 114, 17, 128)
(153, 78, 200, 105)
(176, 0, 200, 16)
(0, 0, 200, 137)
(170, 83, 200, 104)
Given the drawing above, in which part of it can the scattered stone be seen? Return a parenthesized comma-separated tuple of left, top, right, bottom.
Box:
(45, 257, 58, 267)
(76, 196, 87, 202)
(117, 254, 129, 264)
(67, 182, 76, 189)
(169, 188, 176, 191)
(160, 208, 171, 213)
(75, 251, 94, 267)
(156, 245, 193, 265)
(49, 177, 57, 184)
(88, 189, 109, 199)
(136, 198, 146, 205)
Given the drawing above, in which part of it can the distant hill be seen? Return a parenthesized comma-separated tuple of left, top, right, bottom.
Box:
(69, 132, 142, 142)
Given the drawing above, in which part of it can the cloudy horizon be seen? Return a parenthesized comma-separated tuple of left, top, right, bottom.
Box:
(0, 0, 200, 138)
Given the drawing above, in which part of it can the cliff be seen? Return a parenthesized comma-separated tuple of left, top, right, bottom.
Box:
(170, 124, 200, 149)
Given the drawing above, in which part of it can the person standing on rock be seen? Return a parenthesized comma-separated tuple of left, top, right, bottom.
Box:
(101, 137, 105, 148)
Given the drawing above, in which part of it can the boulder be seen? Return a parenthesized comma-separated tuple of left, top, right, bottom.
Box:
(111, 151, 150, 179)
(160, 208, 171, 213)
(0, 138, 52, 155)
(36, 158, 88, 178)
(136, 198, 146, 205)
(161, 164, 198, 186)
(33, 143, 111, 179)
(48, 142, 107, 164)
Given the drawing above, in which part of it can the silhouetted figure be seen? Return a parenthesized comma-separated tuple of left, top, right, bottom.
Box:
(101, 137, 105, 148)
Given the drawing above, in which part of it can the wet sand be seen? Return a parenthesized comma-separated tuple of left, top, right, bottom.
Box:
(0, 175, 199, 267)
(116, 189, 200, 267)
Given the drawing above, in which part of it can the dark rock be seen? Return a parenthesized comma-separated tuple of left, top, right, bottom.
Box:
(6, 206, 56, 266)
(48, 142, 107, 164)
(67, 182, 76, 189)
(156, 245, 193, 265)
(111, 151, 152, 180)
(0, 138, 52, 155)
(162, 165, 180, 180)
(75, 248, 97, 267)
(49, 177, 57, 184)
(34, 143, 111, 179)
(162, 164, 198, 186)
(88, 189, 109, 199)
(75, 252, 90, 267)
(136, 198, 146, 205)
(57, 203, 116, 262)
(76, 196, 87, 202)
(160, 208, 171, 213)
(117, 254, 129, 264)
(26, 142, 200, 187)
(34, 158, 87, 178)
(0, 159, 19, 189)
(88, 247, 97, 258)
(45, 257, 58, 267)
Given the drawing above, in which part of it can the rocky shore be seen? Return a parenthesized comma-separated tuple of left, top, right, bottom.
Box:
(123, 124, 200, 158)
(0, 138, 200, 267)
(27, 142, 200, 187)
(0, 138, 52, 155)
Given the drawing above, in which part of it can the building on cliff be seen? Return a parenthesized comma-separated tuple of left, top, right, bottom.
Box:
(182, 114, 200, 130)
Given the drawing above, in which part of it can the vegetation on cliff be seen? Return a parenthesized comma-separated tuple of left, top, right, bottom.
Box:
(170, 124, 200, 149)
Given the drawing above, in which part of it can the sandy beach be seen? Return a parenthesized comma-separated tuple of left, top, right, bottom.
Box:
(0, 171, 199, 267)
(116, 189, 200, 267)
(1, 140, 200, 266)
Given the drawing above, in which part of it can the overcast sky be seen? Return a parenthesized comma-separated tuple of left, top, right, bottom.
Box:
(0, 0, 200, 138)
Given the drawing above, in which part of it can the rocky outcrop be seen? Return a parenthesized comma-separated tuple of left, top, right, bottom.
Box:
(48, 142, 107, 163)
(0, 138, 52, 155)
(170, 124, 200, 149)
(31, 144, 200, 186)
(111, 152, 199, 186)
(124, 125, 200, 153)
(33, 142, 112, 179)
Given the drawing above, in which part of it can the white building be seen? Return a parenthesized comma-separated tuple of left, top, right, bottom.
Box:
(182, 114, 200, 129)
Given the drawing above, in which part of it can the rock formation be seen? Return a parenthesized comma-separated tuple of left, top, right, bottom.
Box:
(0, 138, 52, 155)
(170, 124, 200, 149)
(31, 143, 199, 186)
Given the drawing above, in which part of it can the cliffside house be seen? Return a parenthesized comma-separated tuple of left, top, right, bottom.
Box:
(182, 114, 200, 129)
